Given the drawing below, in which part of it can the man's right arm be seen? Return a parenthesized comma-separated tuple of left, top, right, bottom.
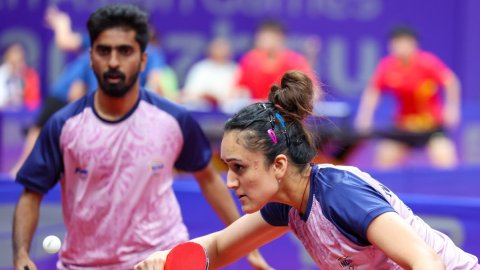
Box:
(354, 85, 381, 133)
(13, 189, 43, 270)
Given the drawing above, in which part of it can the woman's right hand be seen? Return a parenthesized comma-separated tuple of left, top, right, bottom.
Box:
(134, 251, 169, 270)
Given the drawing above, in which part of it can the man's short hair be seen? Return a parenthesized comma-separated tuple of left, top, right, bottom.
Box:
(87, 4, 149, 52)
(389, 26, 418, 41)
(257, 20, 286, 35)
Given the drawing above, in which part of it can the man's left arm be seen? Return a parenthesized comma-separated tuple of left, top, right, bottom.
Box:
(428, 53, 461, 129)
(442, 72, 461, 129)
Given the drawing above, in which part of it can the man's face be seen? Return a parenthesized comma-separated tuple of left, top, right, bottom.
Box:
(209, 38, 232, 63)
(254, 29, 285, 54)
(389, 35, 418, 60)
(5, 44, 26, 74)
(90, 27, 146, 97)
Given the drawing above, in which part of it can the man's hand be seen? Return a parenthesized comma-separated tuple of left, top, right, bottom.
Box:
(44, 6, 83, 51)
(443, 104, 460, 129)
(354, 115, 373, 135)
(44, 6, 71, 31)
(246, 249, 274, 270)
(14, 253, 37, 270)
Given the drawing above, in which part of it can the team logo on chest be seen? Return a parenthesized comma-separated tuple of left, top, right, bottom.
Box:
(150, 160, 165, 174)
(75, 167, 89, 180)
(337, 255, 356, 269)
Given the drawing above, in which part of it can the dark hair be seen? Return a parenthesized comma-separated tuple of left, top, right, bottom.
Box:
(87, 4, 149, 52)
(389, 26, 418, 41)
(257, 20, 286, 35)
(225, 71, 317, 171)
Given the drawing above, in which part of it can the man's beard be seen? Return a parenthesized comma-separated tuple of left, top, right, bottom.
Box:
(95, 68, 140, 98)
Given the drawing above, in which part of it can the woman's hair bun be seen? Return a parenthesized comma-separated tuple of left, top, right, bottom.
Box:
(268, 70, 314, 121)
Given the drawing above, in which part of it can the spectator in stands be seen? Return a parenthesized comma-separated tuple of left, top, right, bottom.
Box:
(181, 37, 238, 111)
(235, 20, 317, 101)
(355, 26, 461, 169)
(0, 43, 41, 111)
(143, 25, 179, 101)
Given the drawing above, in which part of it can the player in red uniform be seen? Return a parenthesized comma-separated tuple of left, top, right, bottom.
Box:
(236, 20, 317, 101)
(355, 26, 461, 169)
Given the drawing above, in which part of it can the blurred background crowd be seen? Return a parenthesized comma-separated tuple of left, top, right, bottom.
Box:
(0, 0, 479, 174)
(0, 0, 479, 269)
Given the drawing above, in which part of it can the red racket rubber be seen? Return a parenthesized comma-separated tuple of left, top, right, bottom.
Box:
(164, 242, 209, 270)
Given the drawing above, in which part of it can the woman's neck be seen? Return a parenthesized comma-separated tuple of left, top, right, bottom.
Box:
(273, 165, 313, 215)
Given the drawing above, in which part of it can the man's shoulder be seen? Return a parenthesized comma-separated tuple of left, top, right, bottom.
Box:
(378, 54, 397, 65)
(415, 50, 444, 65)
(190, 59, 215, 70)
(52, 95, 91, 121)
(239, 49, 266, 63)
(284, 49, 306, 58)
(24, 66, 39, 77)
(140, 89, 189, 118)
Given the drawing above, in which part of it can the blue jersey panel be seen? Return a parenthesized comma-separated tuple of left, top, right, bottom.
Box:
(315, 167, 395, 246)
(260, 202, 291, 227)
(16, 97, 91, 193)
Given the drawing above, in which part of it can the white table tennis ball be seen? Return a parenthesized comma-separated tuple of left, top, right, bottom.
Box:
(42, 235, 61, 254)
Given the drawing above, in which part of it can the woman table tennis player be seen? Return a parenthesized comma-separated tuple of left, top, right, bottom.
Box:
(135, 71, 479, 270)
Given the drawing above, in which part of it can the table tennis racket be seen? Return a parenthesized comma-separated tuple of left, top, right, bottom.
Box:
(164, 242, 209, 270)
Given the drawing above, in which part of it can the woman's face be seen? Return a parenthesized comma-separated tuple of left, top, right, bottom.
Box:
(221, 130, 280, 213)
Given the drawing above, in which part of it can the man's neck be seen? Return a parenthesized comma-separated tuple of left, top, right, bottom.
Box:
(94, 86, 140, 121)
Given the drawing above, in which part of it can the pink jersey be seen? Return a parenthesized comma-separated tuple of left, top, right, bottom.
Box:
(261, 164, 479, 269)
(16, 89, 212, 269)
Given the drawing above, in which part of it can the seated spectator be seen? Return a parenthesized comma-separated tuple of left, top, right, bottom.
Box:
(0, 43, 41, 111)
(181, 37, 237, 111)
